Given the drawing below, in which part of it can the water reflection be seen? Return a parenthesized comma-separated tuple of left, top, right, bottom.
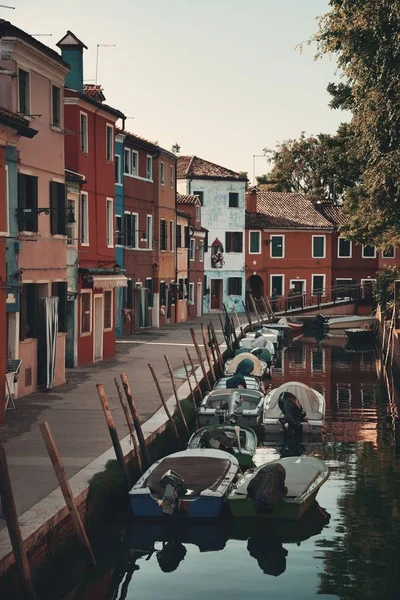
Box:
(52, 333, 400, 600)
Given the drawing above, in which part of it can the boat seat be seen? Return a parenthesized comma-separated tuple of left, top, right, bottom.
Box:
(145, 456, 233, 496)
(283, 459, 323, 498)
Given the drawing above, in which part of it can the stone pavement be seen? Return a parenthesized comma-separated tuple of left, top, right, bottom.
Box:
(0, 314, 231, 530)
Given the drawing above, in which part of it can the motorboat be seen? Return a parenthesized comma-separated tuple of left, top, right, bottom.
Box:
(244, 327, 280, 345)
(263, 382, 325, 435)
(227, 455, 329, 520)
(274, 317, 303, 331)
(345, 326, 375, 344)
(187, 425, 258, 469)
(213, 376, 261, 391)
(238, 337, 275, 356)
(198, 389, 265, 429)
(129, 449, 239, 519)
(324, 315, 375, 330)
(224, 352, 268, 378)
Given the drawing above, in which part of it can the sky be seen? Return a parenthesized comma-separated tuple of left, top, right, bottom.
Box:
(3, 0, 347, 182)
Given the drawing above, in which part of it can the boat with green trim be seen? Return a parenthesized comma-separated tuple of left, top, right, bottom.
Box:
(187, 425, 258, 469)
(227, 456, 329, 520)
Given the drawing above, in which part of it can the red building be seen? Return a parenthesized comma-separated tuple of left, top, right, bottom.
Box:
(245, 190, 334, 306)
(57, 32, 126, 365)
(177, 193, 206, 319)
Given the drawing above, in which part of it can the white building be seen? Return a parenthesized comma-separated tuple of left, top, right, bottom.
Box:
(177, 156, 247, 313)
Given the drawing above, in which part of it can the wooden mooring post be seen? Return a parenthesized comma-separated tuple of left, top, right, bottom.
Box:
(114, 378, 143, 475)
(242, 301, 253, 332)
(209, 322, 224, 372)
(164, 354, 190, 434)
(96, 384, 131, 489)
(185, 348, 200, 391)
(39, 422, 97, 567)
(201, 323, 216, 383)
(148, 363, 182, 447)
(120, 374, 151, 470)
(183, 359, 197, 412)
(190, 328, 212, 391)
(0, 434, 37, 599)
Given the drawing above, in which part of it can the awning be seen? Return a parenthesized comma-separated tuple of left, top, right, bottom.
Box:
(92, 275, 128, 290)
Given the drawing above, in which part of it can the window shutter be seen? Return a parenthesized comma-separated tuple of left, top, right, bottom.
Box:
(17, 173, 26, 231)
(19, 284, 27, 340)
(160, 282, 166, 305)
(184, 226, 190, 249)
(225, 232, 231, 252)
(237, 232, 243, 252)
(57, 183, 66, 235)
(204, 231, 208, 252)
(32, 176, 38, 232)
(146, 278, 154, 307)
(176, 224, 181, 248)
(238, 278, 243, 295)
(125, 214, 132, 246)
(50, 182, 58, 234)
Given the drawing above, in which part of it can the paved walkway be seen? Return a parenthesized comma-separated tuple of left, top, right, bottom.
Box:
(0, 314, 231, 530)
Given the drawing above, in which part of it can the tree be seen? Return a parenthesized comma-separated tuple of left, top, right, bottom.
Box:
(171, 143, 181, 154)
(313, 0, 400, 248)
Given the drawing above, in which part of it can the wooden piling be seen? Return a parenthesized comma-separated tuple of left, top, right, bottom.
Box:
(148, 363, 181, 446)
(201, 323, 216, 382)
(249, 294, 261, 327)
(185, 348, 200, 391)
(231, 316, 239, 348)
(39, 422, 97, 567)
(96, 384, 131, 489)
(218, 311, 231, 352)
(242, 300, 253, 331)
(114, 378, 143, 475)
(0, 434, 37, 599)
(190, 328, 211, 390)
(183, 360, 197, 411)
(120, 374, 151, 470)
(209, 322, 224, 372)
(164, 355, 190, 434)
(207, 324, 220, 377)
(232, 305, 244, 338)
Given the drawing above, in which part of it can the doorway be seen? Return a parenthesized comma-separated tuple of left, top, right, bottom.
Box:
(210, 279, 223, 310)
(290, 279, 306, 295)
(247, 274, 264, 299)
(93, 295, 104, 362)
(197, 282, 202, 317)
(361, 279, 376, 299)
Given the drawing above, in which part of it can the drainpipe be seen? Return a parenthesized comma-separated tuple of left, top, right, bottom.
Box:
(175, 160, 179, 323)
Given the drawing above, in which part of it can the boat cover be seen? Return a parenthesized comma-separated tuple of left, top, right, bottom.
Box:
(214, 376, 260, 391)
(145, 456, 233, 495)
(226, 353, 264, 376)
(281, 458, 324, 497)
(266, 382, 324, 421)
(205, 389, 263, 411)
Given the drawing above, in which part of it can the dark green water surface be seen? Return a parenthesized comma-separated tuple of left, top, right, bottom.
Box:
(62, 335, 400, 600)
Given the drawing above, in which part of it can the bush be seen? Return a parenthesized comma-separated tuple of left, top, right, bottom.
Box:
(374, 266, 400, 307)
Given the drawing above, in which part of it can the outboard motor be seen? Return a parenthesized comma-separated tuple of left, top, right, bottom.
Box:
(157, 470, 187, 515)
(315, 313, 326, 327)
(247, 463, 287, 514)
(278, 391, 307, 436)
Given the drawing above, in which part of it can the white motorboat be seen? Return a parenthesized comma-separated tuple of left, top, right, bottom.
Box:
(263, 381, 325, 435)
(239, 337, 275, 356)
(224, 352, 268, 378)
(198, 389, 265, 429)
(245, 327, 280, 345)
(213, 376, 262, 391)
(324, 315, 375, 330)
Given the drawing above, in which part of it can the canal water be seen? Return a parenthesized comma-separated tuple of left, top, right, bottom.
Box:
(56, 333, 400, 600)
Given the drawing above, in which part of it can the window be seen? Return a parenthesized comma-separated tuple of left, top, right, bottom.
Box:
(115, 215, 123, 246)
(160, 281, 166, 305)
(80, 112, 88, 154)
(184, 226, 190, 248)
(160, 219, 167, 251)
(229, 192, 239, 208)
(106, 198, 113, 247)
(190, 238, 195, 261)
(17, 173, 38, 232)
(106, 124, 114, 161)
(170, 165, 174, 188)
(225, 232, 243, 253)
(312, 275, 325, 295)
(170, 220, 174, 251)
(51, 282, 67, 333)
(270, 274, 284, 297)
(115, 154, 121, 184)
(270, 235, 284, 258)
(18, 69, 30, 115)
(124, 148, 131, 174)
(131, 151, 138, 176)
(51, 85, 61, 127)
(145, 278, 154, 307)
(382, 247, 396, 259)
(195, 205, 200, 221)
(228, 277, 242, 295)
(193, 191, 204, 205)
(176, 224, 182, 248)
(124, 212, 138, 248)
(161, 162, 165, 185)
(249, 231, 261, 254)
(5, 165, 9, 235)
(81, 292, 91, 334)
(126, 279, 133, 309)
(199, 240, 204, 262)
(146, 155, 153, 180)
(104, 290, 113, 330)
(338, 237, 352, 258)
(19, 284, 38, 340)
(146, 214, 153, 250)
(50, 181, 66, 235)
(189, 283, 194, 304)
(80, 192, 89, 244)
(362, 244, 376, 258)
(312, 235, 326, 258)
(311, 349, 324, 373)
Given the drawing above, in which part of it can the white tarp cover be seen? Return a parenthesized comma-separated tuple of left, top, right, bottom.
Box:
(226, 353, 264, 376)
(92, 275, 128, 290)
(265, 382, 324, 420)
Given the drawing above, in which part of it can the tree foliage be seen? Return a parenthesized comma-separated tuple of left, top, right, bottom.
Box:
(314, 0, 400, 248)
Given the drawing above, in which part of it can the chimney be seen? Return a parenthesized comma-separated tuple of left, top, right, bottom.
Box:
(56, 31, 88, 93)
(246, 187, 258, 213)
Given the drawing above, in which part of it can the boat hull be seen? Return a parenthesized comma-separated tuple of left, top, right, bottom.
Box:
(187, 425, 257, 469)
(345, 328, 375, 344)
(130, 493, 225, 519)
(228, 488, 319, 520)
(325, 316, 375, 330)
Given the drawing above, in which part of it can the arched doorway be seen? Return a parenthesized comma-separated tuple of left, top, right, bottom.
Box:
(247, 275, 264, 299)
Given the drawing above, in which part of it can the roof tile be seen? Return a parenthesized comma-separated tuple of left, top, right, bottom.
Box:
(177, 155, 247, 181)
(253, 191, 333, 229)
(177, 193, 200, 205)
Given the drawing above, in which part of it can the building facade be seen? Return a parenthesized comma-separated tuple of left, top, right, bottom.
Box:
(177, 156, 247, 314)
(114, 132, 125, 337)
(57, 31, 127, 366)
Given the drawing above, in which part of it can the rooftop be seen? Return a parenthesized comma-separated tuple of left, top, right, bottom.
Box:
(314, 200, 347, 227)
(248, 191, 333, 229)
(0, 107, 38, 138)
(177, 193, 201, 205)
(177, 155, 247, 181)
(83, 84, 106, 102)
